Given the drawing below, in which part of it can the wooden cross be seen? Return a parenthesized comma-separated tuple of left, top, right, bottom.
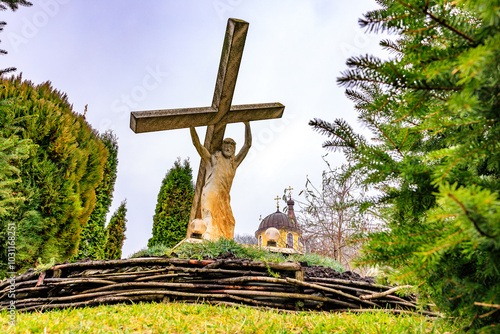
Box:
(130, 18, 285, 238)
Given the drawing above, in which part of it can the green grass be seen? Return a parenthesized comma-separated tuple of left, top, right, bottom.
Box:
(3, 241, 461, 332)
(131, 239, 345, 272)
(1, 302, 459, 333)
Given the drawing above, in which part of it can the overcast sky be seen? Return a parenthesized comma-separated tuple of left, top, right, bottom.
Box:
(2, 0, 385, 257)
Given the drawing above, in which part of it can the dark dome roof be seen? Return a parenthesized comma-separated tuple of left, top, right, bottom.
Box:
(255, 209, 300, 237)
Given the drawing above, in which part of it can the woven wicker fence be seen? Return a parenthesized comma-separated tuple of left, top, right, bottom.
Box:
(0, 257, 436, 315)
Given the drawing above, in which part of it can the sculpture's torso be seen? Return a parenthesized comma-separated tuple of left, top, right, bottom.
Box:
(201, 151, 237, 240)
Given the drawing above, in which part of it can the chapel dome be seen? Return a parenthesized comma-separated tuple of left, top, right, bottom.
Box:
(255, 209, 300, 237)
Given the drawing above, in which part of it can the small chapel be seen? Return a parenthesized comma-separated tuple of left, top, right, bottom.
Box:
(254, 193, 303, 253)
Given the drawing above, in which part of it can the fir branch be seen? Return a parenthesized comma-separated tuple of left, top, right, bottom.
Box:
(393, 98, 426, 123)
(446, 193, 495, 239)
(434, 129, 495, 180)
(380, 39, 403, 55)
(478, 308, 499, 319)
(0, 67, 16, 76)
(395, 0, 476, 44)
(406, 83, 461, 92)
(404, 23, 439, 34)
(366, 117, 404, 158)
(0, 0, 32, 11)
(339, 76, 399, 89)
(345, 89, 372, 107)
(340, 68, 461, 93)
(398, 129, 409, 151)
(474, 302, 500, 309)
(387, 63, 404, 85)
(371, 90, 397, 117)
(441, 120, 482, 127)
(359, 11, 418, 34)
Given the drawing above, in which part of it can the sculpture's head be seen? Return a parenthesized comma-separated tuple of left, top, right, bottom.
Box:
(222, 138, 236, 158)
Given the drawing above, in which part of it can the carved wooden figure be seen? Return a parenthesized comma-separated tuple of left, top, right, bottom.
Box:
(130, 18, 285, 240)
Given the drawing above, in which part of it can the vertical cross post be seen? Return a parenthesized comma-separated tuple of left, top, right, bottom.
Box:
(187, 19, 250, 237)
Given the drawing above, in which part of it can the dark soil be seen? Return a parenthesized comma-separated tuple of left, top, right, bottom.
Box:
(211, 252, 376, 284)
(302, 264, 375, 284)
(54, 252, 375, 285)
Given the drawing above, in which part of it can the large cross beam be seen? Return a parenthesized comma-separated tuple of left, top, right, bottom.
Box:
(130, 18, 285, 238)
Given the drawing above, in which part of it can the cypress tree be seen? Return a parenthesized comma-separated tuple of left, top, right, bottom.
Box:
(0, 97, 33, 216)
(104, 200, 127, 260)
(0, 96, 33, 277)
(0, 76, 107, 274)
(311, 1, 499, 331)
(74, 130, 119, 260)
(148, 158, 194, 248)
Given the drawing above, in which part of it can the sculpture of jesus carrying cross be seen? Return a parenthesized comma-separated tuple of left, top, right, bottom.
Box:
(130, 18, 285, 241)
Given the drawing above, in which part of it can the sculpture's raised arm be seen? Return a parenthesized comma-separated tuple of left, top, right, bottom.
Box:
(235, 121, 252, 167)
(190, 127, 211, 163)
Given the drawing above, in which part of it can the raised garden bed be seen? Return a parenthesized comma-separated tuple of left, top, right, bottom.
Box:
(0, 254, 435, 315)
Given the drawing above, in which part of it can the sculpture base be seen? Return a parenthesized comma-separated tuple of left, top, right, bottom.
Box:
(172, 238, 303, 255)
(171, 237, 204, 250)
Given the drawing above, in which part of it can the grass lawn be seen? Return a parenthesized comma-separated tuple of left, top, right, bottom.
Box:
(1, 302, 458, 333)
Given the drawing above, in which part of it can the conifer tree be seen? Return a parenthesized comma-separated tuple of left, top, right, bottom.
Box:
(74, 130, 119, 260)
(0, 76, 107, 275)
(104, 200, 127, 260)
(0, 96, 33, 277)
(148, 158, 194, 248)
(311, 1, 499, 331)
(0, 0, 32, 11)
(0, 98, 32, 216)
